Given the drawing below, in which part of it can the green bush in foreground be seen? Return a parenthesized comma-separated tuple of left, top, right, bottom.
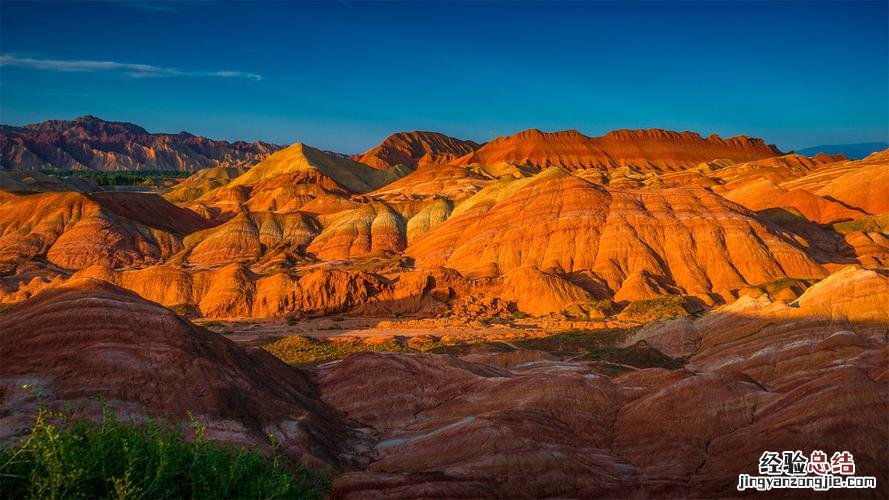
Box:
(0, 408, 329, 499)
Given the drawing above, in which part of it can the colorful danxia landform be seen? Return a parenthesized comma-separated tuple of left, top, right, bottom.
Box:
(1, 117, 887, 498)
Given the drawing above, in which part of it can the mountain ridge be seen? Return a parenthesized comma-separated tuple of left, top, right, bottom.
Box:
(1, 115, 281, 172)
(795, 142, 889, 160)
(455, 128, 783, 171)
(354, 131, 480, 169)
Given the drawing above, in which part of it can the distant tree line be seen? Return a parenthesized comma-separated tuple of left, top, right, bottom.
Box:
(39, 169, 188, 186)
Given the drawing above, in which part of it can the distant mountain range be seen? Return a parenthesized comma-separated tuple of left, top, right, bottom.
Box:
(0, 115, 280, 172)
(353, 128, 783, 172)
(795, 142, 889, 160)
(14, 115, 876, 174)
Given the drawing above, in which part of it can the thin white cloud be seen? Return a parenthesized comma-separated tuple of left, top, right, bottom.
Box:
(0, 55, 262, 81)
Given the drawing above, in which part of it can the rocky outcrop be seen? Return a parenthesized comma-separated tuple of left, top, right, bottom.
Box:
(186, 143, 414, 220)
(495, 267, 594, 316)
(2, 137, 885, 321)
(307, 203, 406, 260)
(716, 151, 887, 223)
(1, 115, 279, 172)
(225, 142, 412, 195)
(407, 168, 826, 301)
(405, 198, 453, 244)
(163, 165, 250, 202)
(355, 131, 480, 169)
(456, 128, 781, 171)
(0, 191, 210, 274)
(815, 154, 889, 216)
(182, 210, 318, 268)
(65, 264, 390, 318)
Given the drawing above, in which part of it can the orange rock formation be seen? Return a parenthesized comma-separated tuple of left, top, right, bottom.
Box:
(456, 128, 782, 171)
(355, 131, 480, 168)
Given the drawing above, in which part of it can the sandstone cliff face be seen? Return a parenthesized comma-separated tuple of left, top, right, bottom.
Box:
(227, 143, 411, 194)
(0, 191, 210, 273)
(2, 134, 887, 498)
(187, 143, 413, 220)
(1, 115, 279, 172)
(814, 155, 889, 216)
(162, 165, 250, 203)
(182, 211, 319, 268)
(369, 162, 498, 201)
(0, 278, 352, 465)
(355, 131, 480, 169)
(66, 263, 391, 319)
(456, 128, 782, 171)
(407, 168, 826, 301)
(2, 133, 886, 321)
(306, 203, 406, 260)
(715, 152, 887, 223)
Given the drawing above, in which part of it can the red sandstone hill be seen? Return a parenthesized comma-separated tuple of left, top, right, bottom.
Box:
(2, 128, 887, 320)
(354, 131, 480, 169)
(0, 115, 279, 172)
(0, 190, 213, 274)
(405, 168, 826, 301)
(455, 128, 782, 171)
(2, 262, 884, 498)
(0, 127, 887, 498)
(0, 278, 351, 465)
(319, 266, 889, 498)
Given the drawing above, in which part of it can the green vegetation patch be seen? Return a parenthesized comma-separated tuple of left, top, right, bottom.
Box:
(167, 303, 195, 317)
(512, 328, 683, 373)
(0, 302, 17, 316)
(560, 299, 615, 320)
(512, 328, 631, 355)
(0, 408, 330, 499)
(755, 277, 814, 298)
(618, 295, 688, 323)
(264, 335, 410, 365)
(261, 327, 685, 377)
(39, 169, 187, 187)
(831, 214, 889, 234)
(579, 343, 686, 371)
(423, 340, 516, 356)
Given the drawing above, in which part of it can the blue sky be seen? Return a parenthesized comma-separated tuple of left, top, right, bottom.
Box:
(1, 1, 887, 153)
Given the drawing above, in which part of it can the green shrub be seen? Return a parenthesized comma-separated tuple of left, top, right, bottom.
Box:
(617, 296, 687, 323)
(39, 169, 186, 187)
(510, 310, 529, 320)
(831, 214, 889, 234)
(0, 407, 329, 499)
(510, 329, 683, 372)
(167, 304, 194, 317)
(579, 343, 686, 371)
(756, 277, 813, 297)
(264, 335, 409, 365)
(0, 302, 17, 316)
(513, 328, 632, 354)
